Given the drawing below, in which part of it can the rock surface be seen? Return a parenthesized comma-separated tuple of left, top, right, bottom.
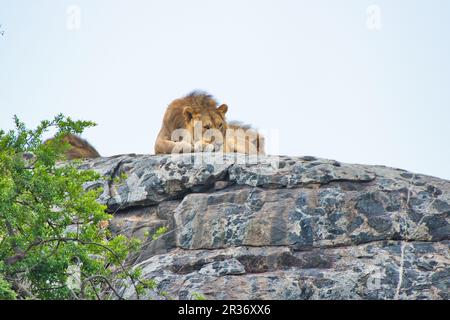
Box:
(79, 153, 450, 300)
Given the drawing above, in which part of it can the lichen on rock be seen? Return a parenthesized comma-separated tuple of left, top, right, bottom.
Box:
(79, 153, 450, 300)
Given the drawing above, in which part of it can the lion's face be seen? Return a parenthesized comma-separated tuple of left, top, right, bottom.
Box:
(183, 104, 228, 147)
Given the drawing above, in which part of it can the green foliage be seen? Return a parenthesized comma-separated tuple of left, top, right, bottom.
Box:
(0, 273, 16, 300)
(152, 226, 169, 241)
(0, 114, 154, 300)
(112, 172, 128, 185)
(135, 278, 157, 297)
(192, 292, 206, 300)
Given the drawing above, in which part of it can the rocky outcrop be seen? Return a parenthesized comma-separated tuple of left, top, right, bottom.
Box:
(79, 153, 450, 300)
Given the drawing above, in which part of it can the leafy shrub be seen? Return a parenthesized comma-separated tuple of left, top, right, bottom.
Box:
(0, 115, 151, 300)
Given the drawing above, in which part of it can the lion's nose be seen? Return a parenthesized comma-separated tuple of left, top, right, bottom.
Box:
(213, 138, 223, 146)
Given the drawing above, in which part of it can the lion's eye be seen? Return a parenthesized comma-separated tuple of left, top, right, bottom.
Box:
(204, 125, 211, 130)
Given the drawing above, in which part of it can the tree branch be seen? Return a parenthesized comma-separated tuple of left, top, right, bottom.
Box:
(80, 275, 123, 300)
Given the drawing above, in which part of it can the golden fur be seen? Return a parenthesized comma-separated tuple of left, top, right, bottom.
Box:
(46, 134, 101, 160)
(226, 121, 265, 156)
(155, 91, 265, 155)
(155, 91, 228, 154)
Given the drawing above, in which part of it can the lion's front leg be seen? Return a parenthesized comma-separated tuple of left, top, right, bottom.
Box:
(194, 140, 215, 152)
(155, 138, 193, 154)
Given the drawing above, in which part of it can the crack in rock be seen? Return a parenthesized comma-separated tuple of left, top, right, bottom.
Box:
(77, 154, 450, 300)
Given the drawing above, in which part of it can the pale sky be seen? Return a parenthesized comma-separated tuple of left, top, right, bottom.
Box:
(1, 0, 449, 179)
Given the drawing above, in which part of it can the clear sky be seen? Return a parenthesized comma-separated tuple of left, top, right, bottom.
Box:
(1, 0, 449, 179)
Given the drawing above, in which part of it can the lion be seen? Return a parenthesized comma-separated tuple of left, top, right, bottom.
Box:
(154, 91, 265, 155)
(154, 91, 227, 154)
(226, 121, 265, 156)
(45, 134, 101, 160)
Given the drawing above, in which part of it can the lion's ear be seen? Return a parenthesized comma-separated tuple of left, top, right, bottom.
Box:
(183, 106, 194, 122)
(217, 104, 228, 115)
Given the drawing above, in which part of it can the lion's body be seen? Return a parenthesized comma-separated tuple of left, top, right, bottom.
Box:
(46, 134, 100, 160)
(154, 91, 228, 154)
(226, 121, 265, 156)
(63, 135, 100, 160)
(155, 91, 265, 155)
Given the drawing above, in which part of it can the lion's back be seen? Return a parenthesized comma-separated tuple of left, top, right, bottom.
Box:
(63, 135, 101, 160)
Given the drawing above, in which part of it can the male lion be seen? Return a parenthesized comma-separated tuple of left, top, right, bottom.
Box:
(226, 121, 265, 156)
(45, 134, 101, 160)
(62, 134, 101, 160)
(154, 91, 265, 155)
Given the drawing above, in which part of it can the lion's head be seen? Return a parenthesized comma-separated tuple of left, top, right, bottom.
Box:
(181, 94, 228, 148)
